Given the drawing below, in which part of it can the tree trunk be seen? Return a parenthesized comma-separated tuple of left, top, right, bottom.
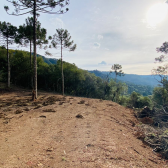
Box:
(30, 40, 33, 89)
(33, 0, 37, 99)
(7, 37, 10, 88)
(30, 40, 32, 67)
(61, 40, 64, 95)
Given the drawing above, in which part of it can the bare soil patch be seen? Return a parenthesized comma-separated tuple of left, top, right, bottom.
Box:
(0, 90, 167, 168)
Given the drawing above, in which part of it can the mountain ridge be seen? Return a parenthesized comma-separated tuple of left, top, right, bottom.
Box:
(89, 70, 160, 87)
(37, 54, 159, 87)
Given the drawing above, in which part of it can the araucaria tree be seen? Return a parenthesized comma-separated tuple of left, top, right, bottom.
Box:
(0, 21, 17, 88)
(110, 64, 124, 82)
(16, 17, 48, 88)
(51, 28, 77, 95)
(4, 0, 70, 99)
(16, 17, 48, 67)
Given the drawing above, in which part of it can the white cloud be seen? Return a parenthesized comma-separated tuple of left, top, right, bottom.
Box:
(93, 42, 101, 49)
(50, 18, 64, 29)
(97, 35, 103, 40)
(93, 7, 100, 14)
(99, 61, 107, 65)
(113, 16, 121, 20)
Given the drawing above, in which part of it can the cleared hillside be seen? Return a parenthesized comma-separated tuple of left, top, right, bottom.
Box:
(0, 90, 166, 168)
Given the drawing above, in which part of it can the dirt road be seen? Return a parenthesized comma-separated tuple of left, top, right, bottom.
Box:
(0, 91, 166, 167)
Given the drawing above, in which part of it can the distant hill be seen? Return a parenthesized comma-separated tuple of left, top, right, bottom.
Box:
(88, 70, 162, 96)
(89, 70, 160, 87)
(37, 54, 57, 65)
(34, 54, 160, 96)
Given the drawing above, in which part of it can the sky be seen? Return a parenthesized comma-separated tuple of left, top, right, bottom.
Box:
(1, 0, 168, 75)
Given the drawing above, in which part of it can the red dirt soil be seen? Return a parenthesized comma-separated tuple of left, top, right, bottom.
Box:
(0, 90, 167, 168)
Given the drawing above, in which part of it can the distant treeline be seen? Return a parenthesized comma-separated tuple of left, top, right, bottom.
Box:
(89, 70, 155, 96)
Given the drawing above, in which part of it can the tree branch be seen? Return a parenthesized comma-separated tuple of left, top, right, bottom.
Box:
(5, 9, 32, 16)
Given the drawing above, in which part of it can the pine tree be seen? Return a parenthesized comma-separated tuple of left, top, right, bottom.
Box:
(4, 0, 70, 98)
(110, 64, 124, 82)
(50, 28, 76, 95)
(16, 17, 48, 88)
(0, 21, 17, 88)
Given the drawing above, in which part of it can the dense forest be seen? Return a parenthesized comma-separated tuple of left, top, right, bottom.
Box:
(89, 70, 154, 96)
(0, 47, 166, 110)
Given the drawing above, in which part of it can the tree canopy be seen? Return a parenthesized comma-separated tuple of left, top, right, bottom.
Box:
(4, 0, 70, 16)
(16, 17, 48, 47)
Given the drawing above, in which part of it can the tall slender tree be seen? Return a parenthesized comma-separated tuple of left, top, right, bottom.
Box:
(4, 0, 70, 99)
(51, 28, 76, 95)
(16, 17, 48, 88)
(0, 21, 17, 88)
